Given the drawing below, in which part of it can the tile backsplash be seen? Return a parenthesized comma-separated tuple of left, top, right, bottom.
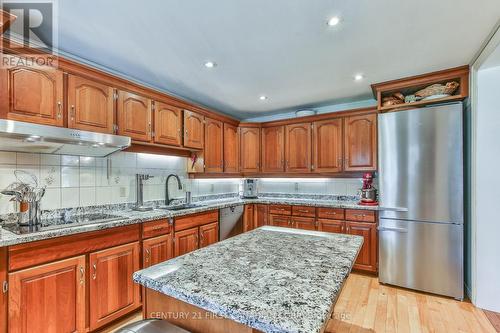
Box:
(0, 151, 367, 215)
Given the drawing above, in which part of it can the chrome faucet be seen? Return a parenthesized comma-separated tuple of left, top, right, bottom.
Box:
(165, 174, 183, 206)
(134, 174, 153, 211)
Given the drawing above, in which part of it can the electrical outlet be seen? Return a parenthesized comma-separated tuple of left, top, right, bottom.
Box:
(120, 187, 127, 197)
(294, 182, 299, 191)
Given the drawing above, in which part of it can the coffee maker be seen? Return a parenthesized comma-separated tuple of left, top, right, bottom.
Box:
(359, 173, 378, 206)
(242, 179, 258, 198)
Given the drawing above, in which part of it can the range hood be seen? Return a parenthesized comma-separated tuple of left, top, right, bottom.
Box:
(0, 119, 131, 157)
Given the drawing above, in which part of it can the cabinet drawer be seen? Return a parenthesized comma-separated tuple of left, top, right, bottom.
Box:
(292, 205, 316, 217)
(345, 209, 376, 222)
(269, 214, 291, 228)
(269, 205, 291, 215)
(142, 219, 171, 239)
(174, 210, 219, 232)
(317, 207, 345, 219)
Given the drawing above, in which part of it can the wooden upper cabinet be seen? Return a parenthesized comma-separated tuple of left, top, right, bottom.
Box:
(154, 102, 182, 146)
(285, 122, 311, 172)
(344, 114, 377, 171)
(67, 75, 115, 134)
(174, 227, 199, 257)
(0, 57, 64, 126)
(8, 256, 86, 333)
(143, 234, 173, 268)
(199, 222, 219, 248)
(223, 123, 240, 173)
(240, 127, 261, 172)
(313, 118, 343, 172)
(89, 242, 140, 331)
(204, 118, 223, 173)
(184, 110, 204, 149)
(117, 91, 152, 142)
(261, 126, 285, 172)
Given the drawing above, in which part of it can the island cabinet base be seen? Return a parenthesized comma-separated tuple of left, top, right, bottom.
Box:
(143, 289, 263, 333)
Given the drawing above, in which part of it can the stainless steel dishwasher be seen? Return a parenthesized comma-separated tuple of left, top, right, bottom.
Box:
(219, 205, 244, 240)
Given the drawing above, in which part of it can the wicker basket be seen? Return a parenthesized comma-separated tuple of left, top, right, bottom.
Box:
(415, 81, 459, 98)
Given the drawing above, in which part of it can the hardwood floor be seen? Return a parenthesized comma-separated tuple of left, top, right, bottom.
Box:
(327, 273, 497, 333)
(101, 273, 497, 333)
(484, 310, 500, 332)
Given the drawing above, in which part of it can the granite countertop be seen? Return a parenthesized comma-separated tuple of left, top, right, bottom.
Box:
(0, 197, 377, 247)
(133, 226, 363, 333)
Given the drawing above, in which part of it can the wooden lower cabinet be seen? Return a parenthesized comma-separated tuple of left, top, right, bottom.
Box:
(243, 204, 255, 232)
(346, 221, 377, 273)
(317, 219, 345, 233)
(174, 227, 199, 257)
(199, 222, 219, 248)
(8, 256, 86, 333)
(269, 214, 291, 228)
(89, 242, 141, 331)
(291, 216, 316, 230)
(143, 234, 173, 268)
(254, 204, 269, 228)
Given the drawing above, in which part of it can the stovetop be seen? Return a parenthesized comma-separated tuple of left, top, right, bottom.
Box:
(3, 213, 126, 235)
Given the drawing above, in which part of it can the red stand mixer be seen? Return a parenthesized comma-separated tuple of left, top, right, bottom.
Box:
(359, 173, 378, 206)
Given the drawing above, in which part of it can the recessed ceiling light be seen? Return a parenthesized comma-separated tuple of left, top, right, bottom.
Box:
(327, 16, 340, 26)
(354, 74, 364, 81)
(204, 61, 216, 68)
(259, 95, 268, 101)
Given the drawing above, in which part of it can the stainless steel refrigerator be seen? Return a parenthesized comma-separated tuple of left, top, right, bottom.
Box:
(378, 102, 464, 300)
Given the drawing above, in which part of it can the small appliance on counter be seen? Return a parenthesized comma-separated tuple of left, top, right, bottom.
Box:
(242, 179, 258, 198)
(359, 172, 378, 206)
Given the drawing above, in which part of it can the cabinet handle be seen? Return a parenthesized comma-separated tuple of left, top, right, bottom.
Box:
(145, 248, 150, 263)
(326, 212, 337, 215)
(79, 266, 85, 285)
(298, 209, 309, 213)
(57, 101, 62, 119)
(341, 225, 345, 232)
(70, 105, 75, 120)
(200, 233, 204, 246)
(185, 130, 188, 138)
(148, 123, 152, 135)
(92, 263, 97, 280)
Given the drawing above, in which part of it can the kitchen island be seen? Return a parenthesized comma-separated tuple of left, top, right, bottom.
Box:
(133, 226, 363, 333)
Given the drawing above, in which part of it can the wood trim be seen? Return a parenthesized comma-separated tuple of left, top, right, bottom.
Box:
(0, 9, 16, 34)
(124, 141, 194, 157)
(8, 224, 140, 271)
(0, 247, 7, 333)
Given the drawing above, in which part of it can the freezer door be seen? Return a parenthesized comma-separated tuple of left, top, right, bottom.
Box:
(378, 103, 464, 224)
(378, 219, 463, 299)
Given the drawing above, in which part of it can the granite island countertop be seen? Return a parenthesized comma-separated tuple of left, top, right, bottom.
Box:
(133, 226, 363, 333)
(0, 196, 377, 247)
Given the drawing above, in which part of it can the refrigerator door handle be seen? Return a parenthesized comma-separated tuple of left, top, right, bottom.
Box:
(378, 206, 409, 212)
(377, 226, 408, 233)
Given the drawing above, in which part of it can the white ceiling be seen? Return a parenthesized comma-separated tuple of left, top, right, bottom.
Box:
(56, 0, 500, 119)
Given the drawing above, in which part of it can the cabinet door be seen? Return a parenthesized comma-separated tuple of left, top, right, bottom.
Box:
(184, 110, 204, 149)
(317, 219, 345, 234)
(292, 216, 316, 230)
(143, 234, 173, 268)
(223, 123, 240, 173)
(243, 204, 255, 232)
(285, 122, 311, 172)
(269, 214, 291, 228)
(154, 102, 182, 146)
(67, 74, 115, 134)
(0, 57, 64, 126)
(313, 118, 343, 172)
(344, 114, 377, 171)
(89, 242, 140, 331)
(199, 222, 219, 248)
(174, 227, 199, 257)
(255, 204, 269, 228)
(261, 126, 285, 172)
(204, 118, 223, 173)
(346, 221, 377, 272)
(8, 256, 86, 333)
(117, 91, 152, 142)
(240, 127, 261, 172)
